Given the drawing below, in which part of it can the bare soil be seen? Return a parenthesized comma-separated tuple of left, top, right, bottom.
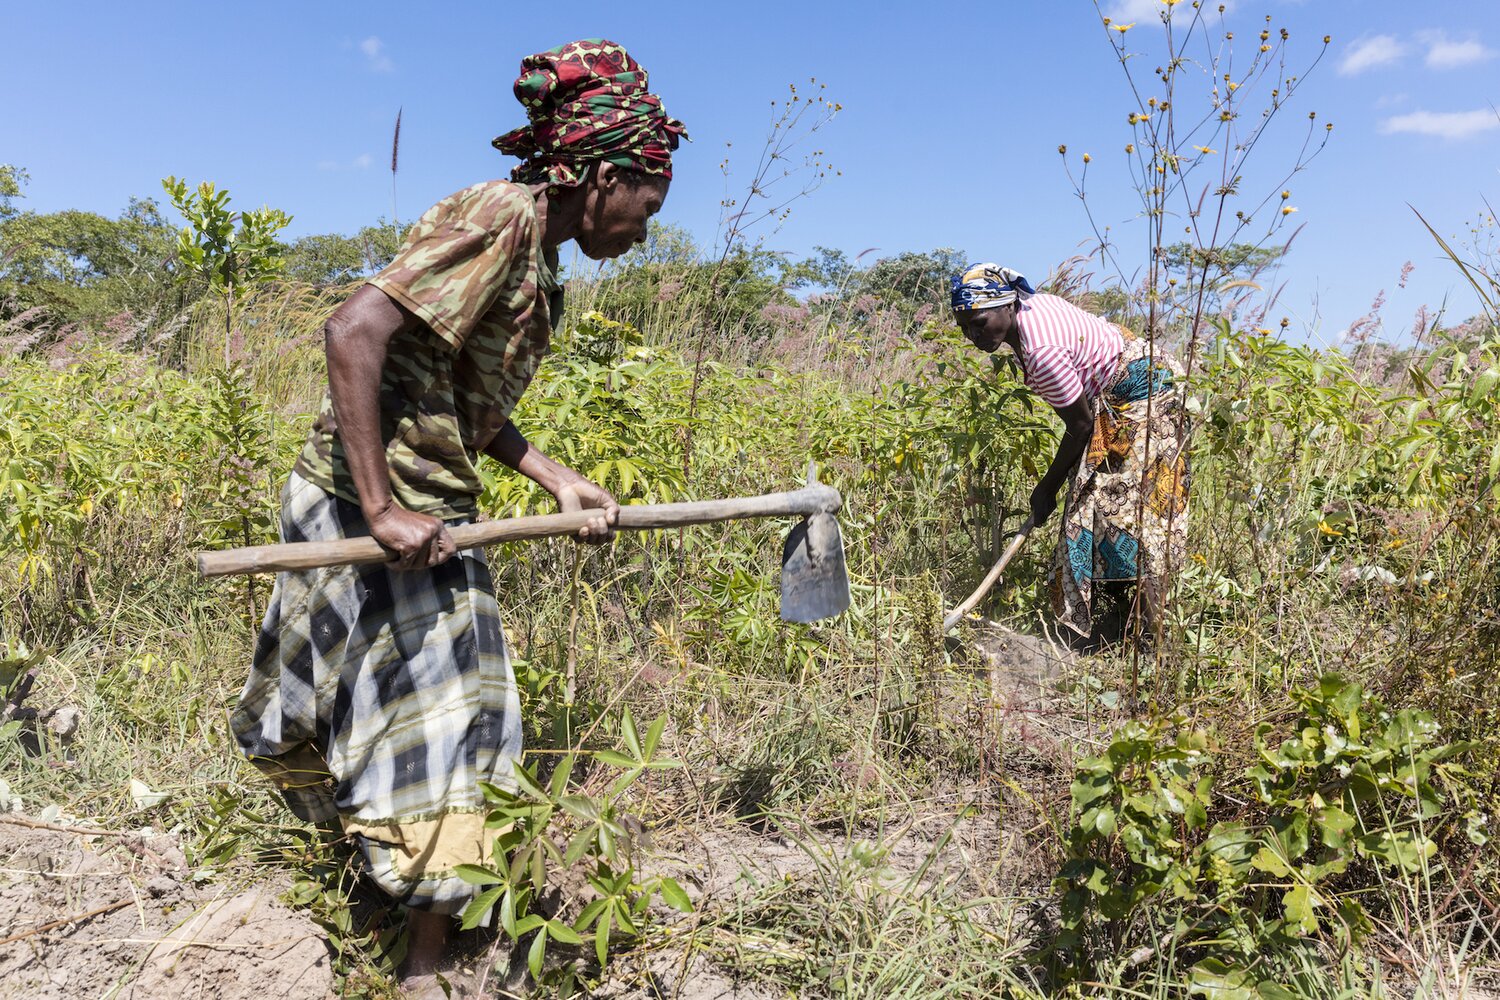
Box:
(0, 816, 333, 1000)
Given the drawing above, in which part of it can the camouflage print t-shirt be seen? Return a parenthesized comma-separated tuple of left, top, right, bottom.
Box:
(294, 180, 562, 519)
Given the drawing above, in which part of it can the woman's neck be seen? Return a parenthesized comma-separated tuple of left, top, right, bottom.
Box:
(1005, 303, 1025, 353)
(528, 181, 584, 251)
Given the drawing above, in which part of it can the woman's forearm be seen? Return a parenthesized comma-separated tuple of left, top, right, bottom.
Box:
(1039, 428, 1090, 497)
(485, 421, 580, 495)
(1032, 398, 1096, 520)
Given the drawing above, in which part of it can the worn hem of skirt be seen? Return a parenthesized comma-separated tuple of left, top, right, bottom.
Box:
(343, 807, 515, 883)
(245, 745, 515, 884)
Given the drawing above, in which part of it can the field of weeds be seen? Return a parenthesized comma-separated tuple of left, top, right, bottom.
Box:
(4, 6, 1500, 999)
(4, 263, 1498, 997)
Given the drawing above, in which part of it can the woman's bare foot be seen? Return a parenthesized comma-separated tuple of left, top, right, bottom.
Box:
(399, 908, 454, 997)
(398, 972, 451, 999)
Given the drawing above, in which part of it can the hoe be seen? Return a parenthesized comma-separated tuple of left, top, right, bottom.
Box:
(198, 467, 852, 624)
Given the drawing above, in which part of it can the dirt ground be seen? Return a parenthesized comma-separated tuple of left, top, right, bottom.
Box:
(0, 816, 332, 1000)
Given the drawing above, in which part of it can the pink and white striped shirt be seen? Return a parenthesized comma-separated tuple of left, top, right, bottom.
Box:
(1012, 294, 1125, 408)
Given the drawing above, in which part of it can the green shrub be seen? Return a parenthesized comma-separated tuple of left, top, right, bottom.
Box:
(1053, 676, 1482, 995)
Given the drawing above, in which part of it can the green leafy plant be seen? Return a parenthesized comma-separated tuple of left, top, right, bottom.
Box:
(454, 710, 691, 994)
(1053, 676, 1479, 996)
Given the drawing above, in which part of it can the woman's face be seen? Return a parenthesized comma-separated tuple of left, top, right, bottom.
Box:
(954, 303, 1016, 352)
(576, 164, 670, 260)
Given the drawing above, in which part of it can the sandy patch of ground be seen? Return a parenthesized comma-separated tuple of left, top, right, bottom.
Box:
(0, 816, 332, 1000)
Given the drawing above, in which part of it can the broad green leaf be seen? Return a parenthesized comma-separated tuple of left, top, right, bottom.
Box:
(1250, 847, 1291, 877)
(643, 714, 667, 759)
(528, 928, 547, 980)
(511, 761, 549, 801)
(452, 864, 500, 886)
(1283, 884, 1319, 934)
(460, 886, 502, 931)
(658, 876, 693, 913)
(558, 795, 603, 821)
(593, 750, 638, 769)
(621, 707, 641, 758)
(573, 897, 609, 931)
(595, 908, 613, 966)
(546, 919, 584, 945)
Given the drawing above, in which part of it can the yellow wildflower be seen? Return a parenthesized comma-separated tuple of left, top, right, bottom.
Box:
(1114, 22, 1135, 33)
(1282, 206, 1298, 216)
(1193, 145, 1218, 154)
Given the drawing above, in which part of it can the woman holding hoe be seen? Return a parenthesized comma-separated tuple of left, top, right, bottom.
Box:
(230, 40, 684, 996)
(950, 264, 1190, 641)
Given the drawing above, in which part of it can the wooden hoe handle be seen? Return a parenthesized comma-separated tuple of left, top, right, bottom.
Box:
(198, 485, 843, 577)
(941, 518, 1035, 633)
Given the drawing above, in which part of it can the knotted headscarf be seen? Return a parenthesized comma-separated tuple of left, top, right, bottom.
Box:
(950, 263, 1036, 312)
(493, 39, 687, 187)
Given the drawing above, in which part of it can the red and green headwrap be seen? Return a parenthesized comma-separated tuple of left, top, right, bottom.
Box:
(493, 39, 687, 187)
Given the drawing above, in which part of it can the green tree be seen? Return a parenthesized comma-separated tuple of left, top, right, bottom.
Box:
(858, 248, 966, 308)
(782, 245, 856, 293)
(591, 222, 796, 340)
(162, 176, 292, 365)
(0, 186, 181, 326)
(284, 222, 402, 286)
(0, 164, 28, 220)
(1160, 241, 1288, 279)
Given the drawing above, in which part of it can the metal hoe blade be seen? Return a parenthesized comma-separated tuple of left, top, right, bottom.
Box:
(780, 511, 851, 623)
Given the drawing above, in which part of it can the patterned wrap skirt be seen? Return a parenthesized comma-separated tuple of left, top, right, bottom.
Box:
(1048, 331, 1191, 635)
(231, 473, 523, 913)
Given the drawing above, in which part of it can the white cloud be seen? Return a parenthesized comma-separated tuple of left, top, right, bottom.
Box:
(1339, 34, 1405, 75)
(1106, 0, 1167, 20)
(1380, 109, 1500, 140)
(360, 36, 393, 73)
(317, 153, 376, 171)
(1420, 31, 1492, 70)
(1103, 0, 1228, 27)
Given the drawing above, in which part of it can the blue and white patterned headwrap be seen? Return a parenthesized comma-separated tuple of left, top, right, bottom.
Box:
(950, 263, 1036, 312)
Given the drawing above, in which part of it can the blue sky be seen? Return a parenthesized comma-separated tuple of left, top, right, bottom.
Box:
(4, 1, 1497, 346)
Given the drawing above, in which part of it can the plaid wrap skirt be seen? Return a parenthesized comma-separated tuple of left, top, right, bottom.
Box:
(231, 473, 523, 913)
